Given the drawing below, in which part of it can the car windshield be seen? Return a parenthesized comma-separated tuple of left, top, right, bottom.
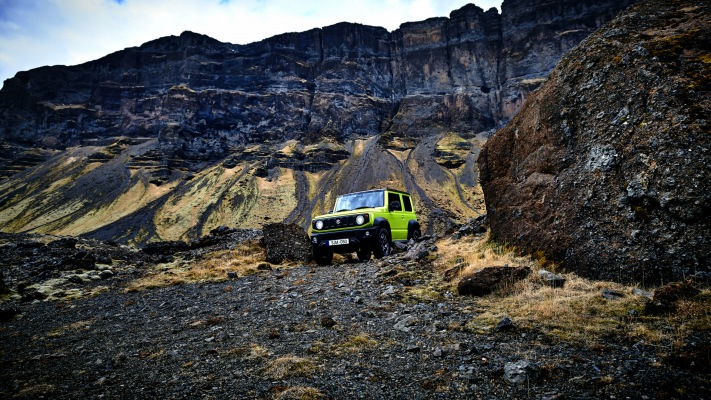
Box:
(333, 191, 384, 212)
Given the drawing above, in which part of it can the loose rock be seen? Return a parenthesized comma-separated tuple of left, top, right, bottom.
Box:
(457, 266, 530, 296)
(539, 270, 566, 288)
(504, 360, 540, 385)
(601, 289, 625, 300)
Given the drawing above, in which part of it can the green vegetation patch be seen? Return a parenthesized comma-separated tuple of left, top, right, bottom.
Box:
(433, 133, 471, 169)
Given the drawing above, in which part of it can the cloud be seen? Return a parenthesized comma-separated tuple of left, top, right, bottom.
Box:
(0, 0, 502, 85)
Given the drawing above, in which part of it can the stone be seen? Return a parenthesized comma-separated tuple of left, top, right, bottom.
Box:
(98, 270, 114, 280)
(538, 270, 565, 288)
(261, 223, 312, 264)
(495, 317, 514, 332)
(452, 215, 489, 239)
(645, 281, 700, 315)
(403, 242, 429, 261)
(142, 241, 191, 255)
(20, 290, 46, 302)
(49, 237, 78, 249)
(320, 316, 337, 328)
(457, 266, 530, 296)
(256, 263, 273, 271)
(503, 360, 539, 385)
(394, 315, 417, 332)
(601, 289, 625, 300)
(653, 281, 700, 304)
(382, 286, 396, 296)
(209, 226, 234, 236)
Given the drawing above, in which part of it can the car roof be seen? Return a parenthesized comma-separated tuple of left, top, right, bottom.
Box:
(336, 188, 411, 197)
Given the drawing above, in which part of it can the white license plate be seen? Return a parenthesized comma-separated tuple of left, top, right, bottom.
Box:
(328, 239, 349, 246)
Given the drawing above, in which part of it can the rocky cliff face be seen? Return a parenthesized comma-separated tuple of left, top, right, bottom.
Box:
(478, 0, 710, 283)
(0, 0, 637, 244)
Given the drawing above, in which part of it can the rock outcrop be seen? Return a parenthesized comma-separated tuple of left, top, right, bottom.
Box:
(0, 0, 637, 244)
(478, 0, 710, 283)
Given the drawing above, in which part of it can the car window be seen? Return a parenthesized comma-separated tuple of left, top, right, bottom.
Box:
(403, 195, 413, 212)
(388, 192, 401, 212)
(333, 191, 384, 212)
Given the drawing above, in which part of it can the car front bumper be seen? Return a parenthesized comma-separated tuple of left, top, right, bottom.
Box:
(310, 227, 379, 253)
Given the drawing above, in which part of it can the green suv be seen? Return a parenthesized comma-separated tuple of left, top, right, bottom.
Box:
(310, 188, 421, 265)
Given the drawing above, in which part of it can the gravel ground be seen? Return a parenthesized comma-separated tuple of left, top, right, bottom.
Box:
(1, 251, 709, 399)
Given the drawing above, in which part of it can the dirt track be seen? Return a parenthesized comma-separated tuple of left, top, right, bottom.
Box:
(1, 254, 708, 399)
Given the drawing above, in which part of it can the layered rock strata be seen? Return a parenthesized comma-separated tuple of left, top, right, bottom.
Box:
(0, 0, 637, 243)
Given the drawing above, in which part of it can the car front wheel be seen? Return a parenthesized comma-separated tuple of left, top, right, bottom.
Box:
(356, 247, 371, 262)
(313, 246, 333, 265)
(373, 227, 391, 259)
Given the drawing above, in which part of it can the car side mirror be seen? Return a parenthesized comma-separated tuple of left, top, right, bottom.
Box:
(327, 210, 333, 214)
(389, 201, 402, 211)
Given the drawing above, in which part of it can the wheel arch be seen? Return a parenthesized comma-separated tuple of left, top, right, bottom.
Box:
(373, 217, 391, 233)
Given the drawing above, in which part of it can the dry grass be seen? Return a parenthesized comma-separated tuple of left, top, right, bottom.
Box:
(330, 333, 378, 355)
(470, 275, 650, 345)
(125, 240, 269, 292)
(434, 232, 531, 276)
(435, 233, 711, 347)
(46, 319, 95, 338)
(223, 343, 270, 359)
(274, 386, 326, 400)
(262, 356, 317, 379)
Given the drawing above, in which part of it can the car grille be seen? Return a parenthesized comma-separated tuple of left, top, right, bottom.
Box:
(320, 215, 358, 229)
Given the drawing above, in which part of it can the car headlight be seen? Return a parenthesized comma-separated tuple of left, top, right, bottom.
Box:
(355, 215, 365, 225)
(315, 220, 324, 230)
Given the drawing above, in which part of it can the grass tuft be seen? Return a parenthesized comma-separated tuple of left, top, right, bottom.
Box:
(262, 356, 317, 379)
(330, 333, 378, 355)
(274, 386, 326, 400)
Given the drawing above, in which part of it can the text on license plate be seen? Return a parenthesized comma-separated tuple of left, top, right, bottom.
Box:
(328, 239, 349, 246)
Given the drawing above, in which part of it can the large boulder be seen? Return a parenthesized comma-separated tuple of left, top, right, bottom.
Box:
(457, 266, 530, 296)
(261, 223, 312, 264)
(478, 0, 711, 284)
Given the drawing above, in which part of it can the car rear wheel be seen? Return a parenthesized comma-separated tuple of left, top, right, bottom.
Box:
(373, 227, 391, 259)
(410, 229, 421, 242)
(313, 246, 333, 265)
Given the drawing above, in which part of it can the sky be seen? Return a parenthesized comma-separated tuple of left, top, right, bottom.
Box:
(0, 0, 502, 85)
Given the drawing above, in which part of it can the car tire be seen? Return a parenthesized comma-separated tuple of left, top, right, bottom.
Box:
(313, 246, 333, 265)
(410, 228, 421, 242)
(356, 247, 371, 262)
(373, 227, 391, 259)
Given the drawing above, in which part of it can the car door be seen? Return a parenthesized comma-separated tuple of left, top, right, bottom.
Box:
(387, 192, 408, 240)
(401, 193, 417, 236)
